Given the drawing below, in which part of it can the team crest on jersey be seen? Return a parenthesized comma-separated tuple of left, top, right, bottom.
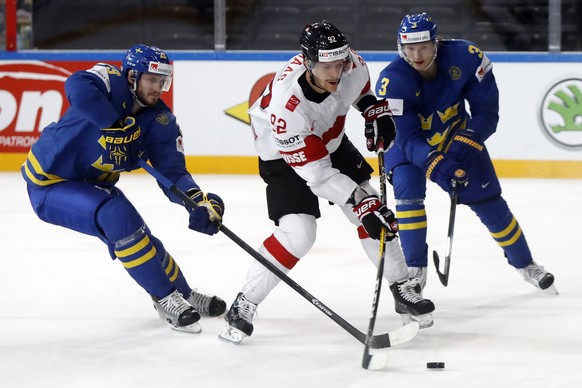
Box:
(449, 66, 462, 81)
(285, 95, 300, 112)
(156, 113, 169, 125)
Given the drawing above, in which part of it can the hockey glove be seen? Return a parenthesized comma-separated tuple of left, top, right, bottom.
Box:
(424, 150, 468, 194)
(100, 116, 142, 170)
(353, 195, 399, 240)
(362, 100, 396, 153)
(187, 189, 224, 235)
(447, 128, 484, 171)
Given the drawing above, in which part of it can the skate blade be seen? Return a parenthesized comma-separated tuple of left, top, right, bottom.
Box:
(170, 321, 202, 334)
(400, 313, 433, 329)
(218, 324, 247, 345)
(541, 284, 559, 296)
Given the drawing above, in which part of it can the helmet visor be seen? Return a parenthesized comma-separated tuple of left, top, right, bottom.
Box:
(147, 61, 173, 91)
(309, 45, 353, 79)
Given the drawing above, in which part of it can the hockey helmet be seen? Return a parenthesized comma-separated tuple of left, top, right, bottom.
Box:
(398, 13, 438, 46)
(300, 21, 352, 80)
(122, 44, 173, 91)
(397, 13, 439, 66)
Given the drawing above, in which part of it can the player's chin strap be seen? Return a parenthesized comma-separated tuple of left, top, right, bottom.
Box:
(128, 71, 148, 108)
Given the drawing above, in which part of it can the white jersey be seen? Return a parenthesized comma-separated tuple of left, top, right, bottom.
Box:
(248, 51, 374, 206)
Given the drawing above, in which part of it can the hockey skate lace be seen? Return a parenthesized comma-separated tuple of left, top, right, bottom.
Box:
(161, 291, 191, 317)
(235, 297, 257, 321)
(399, 282, 423, 303)
(526, 264, 547, 282)
(189, 289, 212, 315)
(409, 268, 427, 289)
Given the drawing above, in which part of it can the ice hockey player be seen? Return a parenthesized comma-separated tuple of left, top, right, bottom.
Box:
(22, 44, 227, 333)
(372, 13, 557, 295)
(218, 21, 435, 345)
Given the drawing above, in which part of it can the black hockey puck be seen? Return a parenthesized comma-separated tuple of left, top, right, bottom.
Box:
(427, 362, 445, 369)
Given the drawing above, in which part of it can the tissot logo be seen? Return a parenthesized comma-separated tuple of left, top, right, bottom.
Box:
(539, 77, 582, 149)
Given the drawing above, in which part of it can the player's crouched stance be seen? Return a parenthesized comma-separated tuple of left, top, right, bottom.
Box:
(22, 44, 226, 334)
(219, 21, 434, 345)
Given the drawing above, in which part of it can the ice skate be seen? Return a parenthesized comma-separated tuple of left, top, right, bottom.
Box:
(187, 289, 226, 317)
(218, 293, 257, 344)
(409, 266, 428, 297)
(152, 289, 201, 333)
(390, 280, 435, 329)
(516, 262, 558, 295)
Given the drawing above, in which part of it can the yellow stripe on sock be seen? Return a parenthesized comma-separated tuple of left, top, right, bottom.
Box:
(115, 235, 151, 258)
(396, 209, 426, 218)
(398, 221, 428, 230)
(491, 217, 517, 239)
(497, 227, 523, 247)
(120, 246, 157, 269)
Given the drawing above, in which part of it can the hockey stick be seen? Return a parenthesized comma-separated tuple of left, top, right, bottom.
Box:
(432, 180, 458, 286)
(137, 158, 418, 349)
(362, 152, 389, 370)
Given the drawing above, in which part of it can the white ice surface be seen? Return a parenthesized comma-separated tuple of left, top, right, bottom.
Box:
(1, 172, 581, 388)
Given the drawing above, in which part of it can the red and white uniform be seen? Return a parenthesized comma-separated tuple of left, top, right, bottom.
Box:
(249, 51, 375, 206)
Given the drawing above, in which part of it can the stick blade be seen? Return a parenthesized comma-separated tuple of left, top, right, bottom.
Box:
(362, 352, 389, 370)
(387, 321, 419, 346)
(370, 321, 419, 349)
(433, 251, 449, 287)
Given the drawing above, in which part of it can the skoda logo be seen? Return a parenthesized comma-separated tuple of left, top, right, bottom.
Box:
(539, 77, 582, 149)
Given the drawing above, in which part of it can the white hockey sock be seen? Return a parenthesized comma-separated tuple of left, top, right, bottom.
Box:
(240, 244, 289, 304)
(361, 237, 409, 283)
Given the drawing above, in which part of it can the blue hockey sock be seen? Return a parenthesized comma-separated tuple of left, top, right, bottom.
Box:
(148, 235, 192, 298)
(470, 196, 533, 268)
(396, 199, 428, 267)
(114, 228, 175, 299)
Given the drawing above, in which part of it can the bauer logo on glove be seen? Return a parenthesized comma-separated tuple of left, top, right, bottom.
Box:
(364, 102, 392, 119)
(362, 100, 396, 153)
(98, 116, 142, 169)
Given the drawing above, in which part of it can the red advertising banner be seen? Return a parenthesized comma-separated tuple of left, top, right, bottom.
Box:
(0, 60, 174, 153)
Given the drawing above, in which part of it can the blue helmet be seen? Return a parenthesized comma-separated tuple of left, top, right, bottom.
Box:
(122, 44, 173, 91)
(397, 13, 438, 45)
(397, 13, 438, 65)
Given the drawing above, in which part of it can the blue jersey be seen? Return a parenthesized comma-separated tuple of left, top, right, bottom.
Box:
(22, 62, 197, 198)
(375, 40, 499, 170)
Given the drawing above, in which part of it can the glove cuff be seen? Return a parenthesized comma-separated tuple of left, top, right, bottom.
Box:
(186, 187, 203, 202)
(347, 186, 370, 205)
(453, 132, 483, 152)
(356, 95, 379, 113)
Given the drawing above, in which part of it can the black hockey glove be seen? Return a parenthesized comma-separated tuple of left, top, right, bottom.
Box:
(424, 150, 468, 194)
(447, 128, 484, 172)
(352, 195, 399, 240)
(362, 100, 396, 153)
(186, 189, 224, 235)
(100, 116, 141, 170)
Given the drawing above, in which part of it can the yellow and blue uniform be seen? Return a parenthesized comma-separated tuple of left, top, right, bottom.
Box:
(375, 39, 533, 269)
(21, 62, 200, 298)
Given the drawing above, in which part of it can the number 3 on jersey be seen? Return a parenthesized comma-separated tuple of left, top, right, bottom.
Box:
(270, 114, 287, 134)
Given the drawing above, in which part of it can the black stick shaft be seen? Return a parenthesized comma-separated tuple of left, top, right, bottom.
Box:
(362, 152, 387, 369)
